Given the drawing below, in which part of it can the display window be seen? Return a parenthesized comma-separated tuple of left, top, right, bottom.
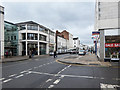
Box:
(105, 36, 120, 59)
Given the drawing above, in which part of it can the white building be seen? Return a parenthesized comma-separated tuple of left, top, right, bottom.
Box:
(0, 6, 4, 59)
(73, 37, 80, 50)
(67, 33, 74, 49)
(95, 0, 120, 61)
(57, 36, 67, 53)
(17, 21, 55, 56)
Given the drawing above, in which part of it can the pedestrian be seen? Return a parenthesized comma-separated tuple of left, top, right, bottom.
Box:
(10, 51, 12, 57)
(29, 50, 32, 58)
(54, 50, 57, 58)
(32, 50, 34, 57)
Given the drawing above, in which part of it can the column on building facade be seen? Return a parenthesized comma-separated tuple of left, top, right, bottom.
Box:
(25, 24, 28, 56)
(46, 30, 49, 54)
(38, 25, 40, 55)
(99, 29, 105, 61)
(0, 6, 4, 59)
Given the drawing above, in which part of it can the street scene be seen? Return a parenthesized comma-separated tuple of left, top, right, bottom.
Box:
(0, 0, 120, 89)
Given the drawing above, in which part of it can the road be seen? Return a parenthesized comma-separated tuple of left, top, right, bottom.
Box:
(1, 54, 120, 89)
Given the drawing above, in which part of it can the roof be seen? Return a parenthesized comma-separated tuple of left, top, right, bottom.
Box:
(4, 21, 17, 26)
(16, 21, 39, 25)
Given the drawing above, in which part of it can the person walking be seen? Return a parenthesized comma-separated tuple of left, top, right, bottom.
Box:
(54, 50, 57, 58)
(10, 51, 12, 58)
(29, 50, 32, 58)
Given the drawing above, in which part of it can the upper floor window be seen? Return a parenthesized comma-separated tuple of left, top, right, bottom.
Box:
(27, 25, 38, 30)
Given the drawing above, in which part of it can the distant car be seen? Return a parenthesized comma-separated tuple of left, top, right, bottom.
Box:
(78, 50, 86, 55)
(49, 51, 54, 56)
(70, 49, 78, 54)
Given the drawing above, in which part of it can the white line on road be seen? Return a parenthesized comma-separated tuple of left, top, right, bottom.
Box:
(53, 79, 61, 84)
(9, 74, 17, 77)
(48, 85, 54, 88)
(15, 74, 24, 78)
(57, 65, 71, 75)
(100, 83, 120, 89)
(3, 79, 12, 83)
(0, 78, 5, 81)
(25, 72, 31, 75)
(20, 70, 27, 74)
(46, 79, 52, 83)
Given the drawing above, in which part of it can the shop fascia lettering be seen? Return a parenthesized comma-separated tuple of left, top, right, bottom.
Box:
(105, 43, 120, 48)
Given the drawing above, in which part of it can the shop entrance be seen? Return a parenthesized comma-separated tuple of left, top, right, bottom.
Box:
(105, 35, 120, 60)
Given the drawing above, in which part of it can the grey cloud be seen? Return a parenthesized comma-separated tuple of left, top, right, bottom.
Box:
(2, 2, 95, 45)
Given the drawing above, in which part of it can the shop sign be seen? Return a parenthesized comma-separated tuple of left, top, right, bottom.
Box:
(92, 31, 100, 35)
(105, 43, 120, 48)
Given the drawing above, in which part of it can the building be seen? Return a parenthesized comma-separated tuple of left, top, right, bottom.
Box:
(73, 37, 80, 50)
(56, 30, 73, 52)
(16, 21, 53, 56)
(95, 0, 120, 61)
(4, 21, 19, 56)
(0, 6, 4, 59)
(48, 30, 55, 52)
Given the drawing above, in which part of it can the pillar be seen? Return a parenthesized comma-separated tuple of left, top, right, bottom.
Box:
(99, 29, 105, 61)
(0, 6, 4, 60)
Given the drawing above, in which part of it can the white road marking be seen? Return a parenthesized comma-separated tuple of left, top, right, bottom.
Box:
(3, 79, 12, 83)
(48, 85, 54, 88)
(9, 74, 17, 77)
(30, 71, 54, 76)
(20, 71, 27, 74)
(100, 83, 120, 88)
(53, 79, 61, 84)
(59, 75, 64, 79)
(46, 79, 52, 83)
(15, 74, 24, 78)
(0, 78, 5, 81)
(57, 65, 71, 75)
(25, 71, 32, 75)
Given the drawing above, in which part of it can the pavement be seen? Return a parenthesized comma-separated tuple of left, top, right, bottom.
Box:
(57, 53, 112, 67)
(0, 55, 49, 63)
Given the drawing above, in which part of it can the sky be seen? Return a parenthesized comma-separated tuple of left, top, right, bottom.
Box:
(1, 1, 95, 46)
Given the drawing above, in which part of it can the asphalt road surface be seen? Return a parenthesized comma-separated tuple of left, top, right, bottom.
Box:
(1, 54, 120, 89)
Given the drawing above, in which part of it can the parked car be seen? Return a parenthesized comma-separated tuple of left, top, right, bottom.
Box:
(78, 50, 86, 55)
(70, 49, 78, 54)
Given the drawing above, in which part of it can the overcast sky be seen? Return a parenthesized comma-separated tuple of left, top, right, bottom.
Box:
(1, 1, 95, 46)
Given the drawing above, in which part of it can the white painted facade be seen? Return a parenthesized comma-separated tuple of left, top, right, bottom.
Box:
(0, 6, 4, 59)
(67, 33, 74, 49)
(73, 38, 80, 49)
(57, 36, 67, 53)
(17, 21, 54, 56)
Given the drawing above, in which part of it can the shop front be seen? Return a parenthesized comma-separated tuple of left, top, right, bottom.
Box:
(105, 35, 120, 61)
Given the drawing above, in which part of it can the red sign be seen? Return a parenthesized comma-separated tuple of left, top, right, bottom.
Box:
(105, 43, 120, 48)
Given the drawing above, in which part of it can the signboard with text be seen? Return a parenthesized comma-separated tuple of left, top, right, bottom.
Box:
(105, 43, 120, 48)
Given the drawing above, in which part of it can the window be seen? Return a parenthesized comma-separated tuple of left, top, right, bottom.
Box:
(11, 36, 13, 40)
(39, 34, 46, 41)
(27, 25, 38, 30)
(14, 36, 16, 40)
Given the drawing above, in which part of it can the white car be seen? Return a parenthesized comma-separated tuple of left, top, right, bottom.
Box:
(78, 50, 86, 55)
